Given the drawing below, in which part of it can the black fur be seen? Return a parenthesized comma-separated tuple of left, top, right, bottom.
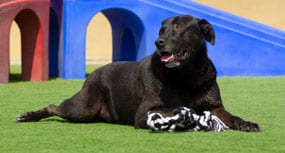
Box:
(17, 15, 260, 132)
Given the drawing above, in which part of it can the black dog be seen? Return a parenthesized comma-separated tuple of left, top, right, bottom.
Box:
(17, 15, 260, 132)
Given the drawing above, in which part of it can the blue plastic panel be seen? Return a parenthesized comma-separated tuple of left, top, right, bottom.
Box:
(50, 0, 285, 79)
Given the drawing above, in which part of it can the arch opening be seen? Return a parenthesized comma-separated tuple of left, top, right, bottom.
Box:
(102, 8, 145, 62)
(9, 21, 22, 81)
(86, 12, 112, 74)
(14, 9, 44, 81)
(85, 8, 145, 74)
(86, 12, 112, 66)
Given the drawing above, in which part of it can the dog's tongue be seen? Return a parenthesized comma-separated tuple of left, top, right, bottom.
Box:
(161, 54, 174, 62)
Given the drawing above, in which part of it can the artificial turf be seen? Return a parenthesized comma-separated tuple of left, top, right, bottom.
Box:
(0, 65, 284, 153)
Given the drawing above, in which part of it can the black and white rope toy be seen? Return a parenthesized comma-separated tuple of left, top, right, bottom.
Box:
(147, 107, 229, 132)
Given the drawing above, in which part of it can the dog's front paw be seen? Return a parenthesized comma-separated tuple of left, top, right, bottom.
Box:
(235, 120, 261, 132)
(16, 112, 40, 122)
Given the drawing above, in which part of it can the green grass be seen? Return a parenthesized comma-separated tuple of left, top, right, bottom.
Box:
(1, 65, 285, 153)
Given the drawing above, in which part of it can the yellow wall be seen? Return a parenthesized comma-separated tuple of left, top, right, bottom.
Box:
(9, 1, 284, 65)
(10, 22, 21, 65)
(86, 13, 112, 64)
(195, 0, 285, 30)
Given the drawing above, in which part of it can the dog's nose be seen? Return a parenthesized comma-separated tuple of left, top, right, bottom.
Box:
(155, 38, 166, 48)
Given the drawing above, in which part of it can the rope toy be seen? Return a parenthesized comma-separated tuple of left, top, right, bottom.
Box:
(147, 107, 229, 132)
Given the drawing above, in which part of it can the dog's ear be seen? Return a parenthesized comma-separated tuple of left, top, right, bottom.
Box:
(198, 19, 215, 45)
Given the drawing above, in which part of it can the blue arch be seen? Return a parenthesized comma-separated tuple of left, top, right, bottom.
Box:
(102, 8, 145, 61)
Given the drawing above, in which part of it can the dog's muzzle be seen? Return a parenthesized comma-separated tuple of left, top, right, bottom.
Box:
(158, 49, 189, 68)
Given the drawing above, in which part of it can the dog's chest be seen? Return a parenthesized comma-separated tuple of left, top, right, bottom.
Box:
(159, 86, 198, 107)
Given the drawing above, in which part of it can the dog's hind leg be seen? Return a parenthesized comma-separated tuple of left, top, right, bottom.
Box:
(16, 104, 59, 122)
(16, 74, 112, 123)
(16, 92, 111, 123)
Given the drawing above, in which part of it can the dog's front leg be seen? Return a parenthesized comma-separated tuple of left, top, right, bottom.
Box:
(134, 99, 176, 129)
(212, 107, 260, 132)
(134, 104, 149, 129)
(134, 101, 186, 129)
(134, 102, 156, 129)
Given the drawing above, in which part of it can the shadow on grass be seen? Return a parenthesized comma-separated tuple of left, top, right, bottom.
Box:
(9, 73, 22, 83)
(9, 73, 59, 83)
(39, 118, 110, 125)
(40, 118, 68, 123)
(8, 64, 104, 83)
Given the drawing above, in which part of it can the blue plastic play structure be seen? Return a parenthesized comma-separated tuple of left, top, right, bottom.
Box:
(49, 0, 285, 79)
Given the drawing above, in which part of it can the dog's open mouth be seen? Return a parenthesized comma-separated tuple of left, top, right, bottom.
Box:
(160, 49, 188, 68)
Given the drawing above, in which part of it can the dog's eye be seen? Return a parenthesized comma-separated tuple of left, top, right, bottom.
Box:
(174, 24, 184, 32)
(175, 24, 180, 29)
(159, 28, 165, 35)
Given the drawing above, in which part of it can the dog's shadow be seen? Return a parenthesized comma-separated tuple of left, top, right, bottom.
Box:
(39, 119, 99, 124)
(39, 118, 67, 123)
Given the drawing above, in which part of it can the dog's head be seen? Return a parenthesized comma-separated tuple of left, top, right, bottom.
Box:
(155, 15, 215, 68)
